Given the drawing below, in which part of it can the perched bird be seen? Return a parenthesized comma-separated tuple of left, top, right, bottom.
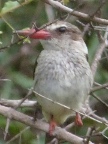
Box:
(17, 21, 93, 134)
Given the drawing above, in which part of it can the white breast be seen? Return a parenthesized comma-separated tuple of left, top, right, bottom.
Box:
(34, 49, 93, 124)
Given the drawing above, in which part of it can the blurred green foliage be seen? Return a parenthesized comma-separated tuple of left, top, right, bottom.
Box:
(0, 0, 108, 144)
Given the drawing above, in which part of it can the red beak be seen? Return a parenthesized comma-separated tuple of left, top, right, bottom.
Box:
(16, 29, 51, 39)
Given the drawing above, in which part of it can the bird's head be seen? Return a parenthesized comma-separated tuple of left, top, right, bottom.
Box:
(16, 21, 88, 54)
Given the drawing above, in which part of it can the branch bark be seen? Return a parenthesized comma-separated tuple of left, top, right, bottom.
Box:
(91, 42, 107, 77)
(43, 0, 108, 25)
(91, 26, 108, 77)
(0, 99, 37, 107)
(0, 105, 94, 144)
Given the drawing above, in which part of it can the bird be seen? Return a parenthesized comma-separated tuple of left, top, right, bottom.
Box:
(16, 21, 93, 135)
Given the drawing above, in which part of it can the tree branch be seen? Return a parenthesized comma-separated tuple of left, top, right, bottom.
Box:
(0, 105, 94, 144)
(91, 42, 107, 77)
(0, 99, 37, 108)
(43, 0, 108, 25)
(91, 25, 108, 77)
(91, 83, 108, 93)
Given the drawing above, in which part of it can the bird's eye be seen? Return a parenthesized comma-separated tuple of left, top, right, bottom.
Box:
(57, 27, 67, 33)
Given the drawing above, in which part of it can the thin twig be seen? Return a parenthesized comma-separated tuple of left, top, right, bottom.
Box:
(101, 127, 108, 140)
(6, 126, 30, 144)
(94, 82, 108, 90)
(0, 99, 37, 108)
(91, 26, 108, 77)
(0, 105, 94, 144)
(91, 83, 108, 93)
(91, 93, 108, 109)
(43, 0, 108, 25)
(91, 42, 107, 77)
(33, 91, 103, 124)
(14, 87, 34, 109)
(3, 87, 34, 140)
(85, 127, 95, 144)
(4, 118, 10, 140)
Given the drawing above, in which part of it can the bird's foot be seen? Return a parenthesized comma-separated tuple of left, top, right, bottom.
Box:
(49, 115, 57, 135)
(49, 120, 57, 135)
(75, 112, 83, 126)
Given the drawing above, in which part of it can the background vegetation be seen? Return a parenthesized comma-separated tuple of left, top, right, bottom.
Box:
(0, 0, 108, 144)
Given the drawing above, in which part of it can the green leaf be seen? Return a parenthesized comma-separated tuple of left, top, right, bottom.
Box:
(63, 0, 70, 4)
(23, 37, 31, 44)
(1, 1, 20, 14)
